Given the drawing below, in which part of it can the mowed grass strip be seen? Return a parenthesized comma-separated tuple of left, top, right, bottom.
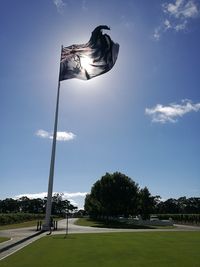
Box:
(1, 232, 200, 267)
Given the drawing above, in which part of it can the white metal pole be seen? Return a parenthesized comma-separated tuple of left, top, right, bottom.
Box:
(43, 46, 63, 231)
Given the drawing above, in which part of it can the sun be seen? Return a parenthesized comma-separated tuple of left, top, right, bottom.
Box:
(80, 56, 93, 73)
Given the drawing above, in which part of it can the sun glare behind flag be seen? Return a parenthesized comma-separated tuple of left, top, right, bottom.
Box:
(59, 25, 119, 81)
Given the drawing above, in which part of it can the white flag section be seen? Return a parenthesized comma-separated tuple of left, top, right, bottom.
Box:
(59, 25, 119, 81)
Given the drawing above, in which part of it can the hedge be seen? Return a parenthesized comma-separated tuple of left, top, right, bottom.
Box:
(156, 214, 200, 224)
(0, 213, 45, 225)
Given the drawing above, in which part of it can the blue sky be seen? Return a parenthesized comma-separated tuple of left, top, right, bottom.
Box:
(1, 0, 200, 209)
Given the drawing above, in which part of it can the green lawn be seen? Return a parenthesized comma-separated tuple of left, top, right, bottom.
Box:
(0, 237, 10, 243)
(1, 232, 200, 267)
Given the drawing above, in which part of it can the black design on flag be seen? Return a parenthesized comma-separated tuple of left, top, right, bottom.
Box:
(59, 25, 119, 81)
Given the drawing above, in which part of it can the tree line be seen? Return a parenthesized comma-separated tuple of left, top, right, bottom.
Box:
(1, 172, 199, 219)
(84, 172, 200, 219)
(0, 193, 77, 215)
(155, 196, 200, 214)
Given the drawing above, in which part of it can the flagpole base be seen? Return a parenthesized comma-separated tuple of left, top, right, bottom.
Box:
(42, 224, 50, 231)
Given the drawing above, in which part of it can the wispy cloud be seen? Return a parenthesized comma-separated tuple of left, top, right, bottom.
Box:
(82, 0, 88, 11)
(53, 0, 66, 14)
(36, 129, 76, 141)
(163, 0, 198, 19)
(53, 0, 87, 13)
(145, 99, 200, 123)
(120, 15, 134, 31)
(154, 0, 199, 40)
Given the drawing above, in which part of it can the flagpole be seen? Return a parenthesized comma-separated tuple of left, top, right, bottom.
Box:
(43, 46, 63, 231)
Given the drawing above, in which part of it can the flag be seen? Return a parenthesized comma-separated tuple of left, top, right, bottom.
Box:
(59, 25, 119, 81)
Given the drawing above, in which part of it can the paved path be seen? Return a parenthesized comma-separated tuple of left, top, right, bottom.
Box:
(0, 226, 46, 260)
(0, 218, 200, 260)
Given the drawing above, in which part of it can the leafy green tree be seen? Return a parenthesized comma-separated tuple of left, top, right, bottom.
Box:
(0, 198, 19, 213)
(18, 196, 32, 212)
(185, 197, 200, 213)
(29, 198, 45, 213)
(51, 193, 77, 215)
(84, 194, 102, 218)
(85, 172, 139, 219)
(138, 187, 157, 219)
(156, 198, 180, 214)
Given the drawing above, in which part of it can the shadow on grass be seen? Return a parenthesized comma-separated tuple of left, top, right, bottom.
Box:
(82, 218, 155, 229)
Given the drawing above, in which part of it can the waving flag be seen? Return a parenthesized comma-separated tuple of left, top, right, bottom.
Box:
(59, 25, 119, 81)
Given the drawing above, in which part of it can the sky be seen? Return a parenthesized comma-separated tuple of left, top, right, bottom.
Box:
(1, 0, 200, 209)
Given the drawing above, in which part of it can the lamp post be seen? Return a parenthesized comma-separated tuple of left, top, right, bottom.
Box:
(65, 209, 69, 238)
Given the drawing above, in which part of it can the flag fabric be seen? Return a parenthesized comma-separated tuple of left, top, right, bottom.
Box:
(59, 25, 119, 81)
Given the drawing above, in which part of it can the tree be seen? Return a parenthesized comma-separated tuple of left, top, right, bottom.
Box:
(84, 172, 139, 219)
(0, 194, 77, 215)
(51, 193, 77, 215)
(18, 196, 32, 213)
(84, 193, 102, 218)
(156, 198, 180, 214)
(154, 197, 200, 214)
(138, 187, 158, 219)
(29, 198, 45, 213)
(184, 197, 200, 213)
(0, 198, 19, 213)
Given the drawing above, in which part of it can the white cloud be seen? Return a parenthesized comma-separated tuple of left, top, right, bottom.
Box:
(55, 132, 76, 141)
(164, 19, 172, 29)
(153, 27, 161, 41)
(36, 129, 76, 141)
(163, 0, 198, 19)
(63, 192, 88, 209)
(145, 99, 200, 123)
(65, 192, 88, 198)
(15, 192, 88, 209)
(15, 192, 87, 200)
(15, 192, 48, 199)
(174, 20, 187, 30)
(53, 0, 66, 13)
(35, 129, 49, 138)
(154, 0, 199, 40)
(164, 0, 183, 16)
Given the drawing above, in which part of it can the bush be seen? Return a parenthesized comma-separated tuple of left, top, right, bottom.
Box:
(156, 214, 200, 224)
(0, 213, 45, 226)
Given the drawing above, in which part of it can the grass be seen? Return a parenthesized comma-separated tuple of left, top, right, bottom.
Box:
(0, 237, 10, 243)
(1, 232, 200, 267)
(75, 217, 175, 229)
(0, 220, 40, 230)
